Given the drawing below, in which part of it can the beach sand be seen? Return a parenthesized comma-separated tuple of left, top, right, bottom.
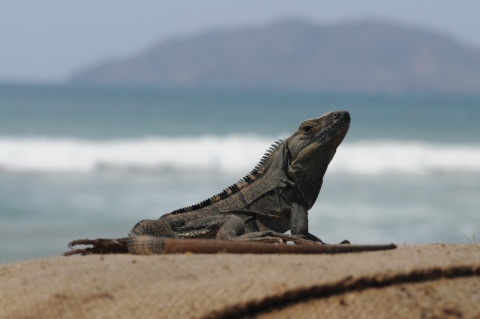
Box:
(1, 244, 479, 318)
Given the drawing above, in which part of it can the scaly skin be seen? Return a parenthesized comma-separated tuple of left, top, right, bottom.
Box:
(65, 110, 396, 255)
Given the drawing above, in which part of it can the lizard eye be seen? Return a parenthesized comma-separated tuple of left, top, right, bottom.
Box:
(302, 125, 313, 133)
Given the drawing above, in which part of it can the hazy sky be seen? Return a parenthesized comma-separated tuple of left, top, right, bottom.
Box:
(2, 0, 480, 83)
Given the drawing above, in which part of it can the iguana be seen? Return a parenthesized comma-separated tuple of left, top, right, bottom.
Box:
(65, 110, 395, 256)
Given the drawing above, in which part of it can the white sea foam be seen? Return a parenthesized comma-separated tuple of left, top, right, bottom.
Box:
(0, 135, 271, 173)
(330, 140, 480, 176)
(1, 136, 479, 175)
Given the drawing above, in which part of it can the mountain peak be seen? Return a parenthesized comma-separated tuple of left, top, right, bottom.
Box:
(70, 18, 480, 94)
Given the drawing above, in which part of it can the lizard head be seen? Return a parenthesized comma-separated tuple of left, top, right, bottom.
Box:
(286, 110, 350, 209)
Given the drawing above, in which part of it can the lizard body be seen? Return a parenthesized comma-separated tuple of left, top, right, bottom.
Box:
(66, 110, 396, 255)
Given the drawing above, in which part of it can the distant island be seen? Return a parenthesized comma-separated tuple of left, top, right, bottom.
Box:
(70, 19, 480, 94)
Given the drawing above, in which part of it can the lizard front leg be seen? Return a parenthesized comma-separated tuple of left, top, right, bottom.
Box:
(290, 201, 325, 243)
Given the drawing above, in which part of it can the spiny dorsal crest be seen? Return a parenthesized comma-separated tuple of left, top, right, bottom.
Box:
(167, 138, 286, 215)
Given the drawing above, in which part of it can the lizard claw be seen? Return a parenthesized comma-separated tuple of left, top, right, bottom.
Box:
(64, 238, 129, 256)
(63, 248, 93, 256)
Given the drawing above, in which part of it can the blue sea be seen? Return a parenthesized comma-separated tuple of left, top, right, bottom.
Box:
(1, 84, 479, 264)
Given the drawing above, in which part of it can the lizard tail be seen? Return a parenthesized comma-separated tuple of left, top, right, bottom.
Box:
(127, 236, 396, 255)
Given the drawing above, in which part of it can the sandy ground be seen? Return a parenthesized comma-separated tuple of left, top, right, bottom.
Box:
(1, 244, 479, 318)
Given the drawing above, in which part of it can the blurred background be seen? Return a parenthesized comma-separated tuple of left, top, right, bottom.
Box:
(1, 1, 479, 264)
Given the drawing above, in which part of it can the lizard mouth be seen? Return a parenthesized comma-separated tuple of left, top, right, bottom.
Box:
(314, 110, 350, 147)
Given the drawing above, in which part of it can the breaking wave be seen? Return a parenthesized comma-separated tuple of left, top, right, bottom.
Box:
(1, 135, 480, 176)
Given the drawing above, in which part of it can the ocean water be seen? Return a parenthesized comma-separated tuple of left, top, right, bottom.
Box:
(1, 84, 479, 264)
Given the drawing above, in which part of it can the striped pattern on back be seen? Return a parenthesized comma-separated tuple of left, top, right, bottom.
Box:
(166, 139, 286, 215)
